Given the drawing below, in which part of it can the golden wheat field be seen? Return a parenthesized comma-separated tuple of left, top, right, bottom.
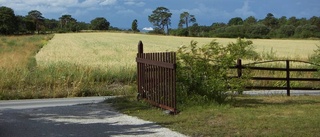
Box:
(36, 32, 320, 71)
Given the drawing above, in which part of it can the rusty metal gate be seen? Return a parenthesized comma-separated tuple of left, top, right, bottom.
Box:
(136, 41, 177, 114)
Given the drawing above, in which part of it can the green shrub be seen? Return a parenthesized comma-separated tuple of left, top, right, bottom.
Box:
(309, 45, 320, 64)
(309, 45, 320, 80)
(176, 38, 256, 104)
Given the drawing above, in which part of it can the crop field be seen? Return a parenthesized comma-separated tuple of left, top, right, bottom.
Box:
(36, 32, 320, 70)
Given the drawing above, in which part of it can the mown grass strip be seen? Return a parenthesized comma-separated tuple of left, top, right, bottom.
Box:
(109, 94, 320, 137)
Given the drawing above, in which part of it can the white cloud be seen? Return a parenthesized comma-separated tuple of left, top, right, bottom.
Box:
(171, 8, 202, 16)
(124, 0, 145, 7)
(117, 9, 135, 15)
(100, 0, 117, 6)
(142, 27, 153, 31)
(79, 0, 100, 7)
(143, 8, 153, 14)
(234, 0, 255, 17)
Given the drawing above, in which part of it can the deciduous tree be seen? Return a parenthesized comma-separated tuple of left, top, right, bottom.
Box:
(131, 19, 139, 32)
(263, 13, 278, 29)
(243, 16, 257, 25)
(59, 15, 77, 32)
(27, 10, 44, 34)
(0, 6, 17, 35)
(148, 7, 172, 34)
(178, 12, 196, 29)
(228, 17, 243, 26)
(90, 17, 110, 30)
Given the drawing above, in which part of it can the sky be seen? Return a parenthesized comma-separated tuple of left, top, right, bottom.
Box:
(0, 0, 319, 30)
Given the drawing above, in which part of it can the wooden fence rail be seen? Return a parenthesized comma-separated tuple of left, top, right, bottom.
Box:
(232, 59, 320, 96)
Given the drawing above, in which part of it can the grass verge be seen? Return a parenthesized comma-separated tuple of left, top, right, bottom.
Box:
(108, 93, 320, 137)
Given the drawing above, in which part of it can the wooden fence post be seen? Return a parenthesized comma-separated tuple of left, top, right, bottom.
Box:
(237, 59, 242, 78)
(138, 41, 143, 54)
(286, 60, 290, 96)
(137, 41, 144, 99)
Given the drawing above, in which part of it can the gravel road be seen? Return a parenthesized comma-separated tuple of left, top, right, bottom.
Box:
(0, 97, 186, 137)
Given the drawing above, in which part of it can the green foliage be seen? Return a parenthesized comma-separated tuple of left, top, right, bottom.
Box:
(147, 28, 165, 35)
(169, 28, 188, 36)
(309, 45, 320, 78)
(90, 17, 110, 30)
(27, 10, 45, 34)
(176, 38, 257, 104)
(0, 6, 17, 35)
(277, 25, 295, 38)
(263, 13, 279, 29)
(148, 7, 172, 35)
(294, 24, 320, 38)
(59, 14, 79, 32)
(245, 24, 270, 38)
(178, 11, 196, 29)
(171, 13, 320, 39)
(243, 16, 257, 25)
(228, 17, 243, 26)
(131, 19, 139, 32)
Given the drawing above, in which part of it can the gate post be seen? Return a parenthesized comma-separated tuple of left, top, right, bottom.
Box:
(237, 59, 242, 78)
(286, 60, 290, 96)
(137, 41, 144, 100)
(138, 41, 143, 54)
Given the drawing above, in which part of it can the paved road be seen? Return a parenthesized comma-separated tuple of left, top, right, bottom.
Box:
(0, 97, 111, 110)
(0, 97, 186, 137)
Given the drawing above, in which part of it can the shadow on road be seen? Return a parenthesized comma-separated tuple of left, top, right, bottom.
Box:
(0, 103, 182, 137)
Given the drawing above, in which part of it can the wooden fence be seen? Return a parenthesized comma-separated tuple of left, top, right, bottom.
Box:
(232, 59, 320, 96)
(136, 41, 177, 114)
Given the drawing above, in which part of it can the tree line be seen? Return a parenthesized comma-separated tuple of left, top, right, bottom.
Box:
(1, 5, 320, 39)
(148, 7, 320, 38)
(0, 6, 119, 35)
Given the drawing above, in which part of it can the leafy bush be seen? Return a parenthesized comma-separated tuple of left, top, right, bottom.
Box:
(176, 38, 257, 104)
(309, 45, 320, 69)
(309, 45, 320, 88)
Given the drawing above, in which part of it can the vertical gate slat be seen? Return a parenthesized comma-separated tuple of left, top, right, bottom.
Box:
(153, 53, 156, 102)
(160, 53, 165, 106)
(146, 53, 149, 100)
(168, 52, 172, 107)
(157, 53, 160, 105)
(165, 52, 169, 107)
(168, 53, 171, 107)
(172, 52, 176, 109)
(156, 53, 160, 104)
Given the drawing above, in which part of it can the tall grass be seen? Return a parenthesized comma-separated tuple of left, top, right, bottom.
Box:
(0, 63, 134, 99)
